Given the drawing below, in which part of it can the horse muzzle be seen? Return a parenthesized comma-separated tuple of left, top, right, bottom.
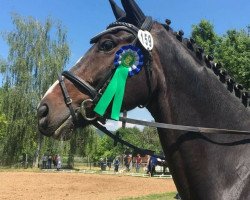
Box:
(37, 103, 75, 140)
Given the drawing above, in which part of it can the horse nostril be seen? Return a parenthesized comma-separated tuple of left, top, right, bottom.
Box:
(38, 104, 49, 118)
(38, 104, 49, 131)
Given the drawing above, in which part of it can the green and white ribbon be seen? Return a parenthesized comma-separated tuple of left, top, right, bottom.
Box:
(94, 45, 144, 120)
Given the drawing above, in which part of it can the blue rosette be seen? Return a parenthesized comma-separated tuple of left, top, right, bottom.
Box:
(114, 45, 144, 77)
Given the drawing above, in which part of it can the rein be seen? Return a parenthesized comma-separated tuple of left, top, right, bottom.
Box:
(57, 17, 250, 159)
(118, 117, 250, 135)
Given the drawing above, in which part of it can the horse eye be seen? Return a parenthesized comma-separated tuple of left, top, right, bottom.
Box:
(99, 40, 115, 52)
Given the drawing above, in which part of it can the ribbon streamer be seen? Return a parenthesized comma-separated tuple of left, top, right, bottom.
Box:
(94, 65, 129, 120)
(94, 45, 143, 120)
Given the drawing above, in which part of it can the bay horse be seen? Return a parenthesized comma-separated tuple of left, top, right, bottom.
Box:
(37, 0, 250, 199)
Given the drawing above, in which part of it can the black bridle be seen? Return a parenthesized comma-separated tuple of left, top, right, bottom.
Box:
(57, 17, 166, 158)
(59, 17, 154, 122)
(58, 17, 250, 159)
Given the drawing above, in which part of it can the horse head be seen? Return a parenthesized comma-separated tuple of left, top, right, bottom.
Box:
(37, 0, 159, 140)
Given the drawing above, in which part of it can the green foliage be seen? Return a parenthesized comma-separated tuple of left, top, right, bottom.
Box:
(0, 89, 7, 144)
(215, 29, 250, 88)
(91, 126, 163, 162)
(120, 192, 176, 200)
(191, 19, 219, 56)
(67, 125, 98, 167)
(191, 20, 250, 89)
(0, 14, 70, 165)
(89, 132, 119, 162)
(75, 126, 98, 157)
(0, 14, 163, 166)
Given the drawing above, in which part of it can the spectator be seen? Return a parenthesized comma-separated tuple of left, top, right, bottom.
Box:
(52, 155, 57, 168)
(113, 157, 120, 172)
(149, 155, 158, 177)
(47, 154, 52, 169)
(100, 158, 106, 171)
(124, 154, 131, 172)
(107, 158, 112, 171)
(129, 154, 133, 171)
(56, 155, 62, 171)
(146, 155, 151, 175)
(42, 154, 47, 169)
(135, 154, 142, 173)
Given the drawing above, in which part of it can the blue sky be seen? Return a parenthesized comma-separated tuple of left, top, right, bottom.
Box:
(0, 0, 249, 129)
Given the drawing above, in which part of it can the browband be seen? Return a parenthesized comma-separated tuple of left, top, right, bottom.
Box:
(90, 26, 138, 44)
(90, 16, 153, 44)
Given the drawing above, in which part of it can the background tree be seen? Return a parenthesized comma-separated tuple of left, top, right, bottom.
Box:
(65, 125, 98, 168)
(191, 20, 250, 89)
(75, 126, 98, 158)
(141, 126, 163, 154)
(91, 126, 163, 163)
(0, 87, 7, 164)
(191, 19, 219, 56)
(215, 29, 250, 89)
(0, 14, 70, 165)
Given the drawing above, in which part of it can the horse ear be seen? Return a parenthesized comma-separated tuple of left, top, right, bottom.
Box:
(109, 0, 126, 20)
(121, 0, 146, 27)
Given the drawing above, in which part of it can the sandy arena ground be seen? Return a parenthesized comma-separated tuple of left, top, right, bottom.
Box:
(0, 171, 176, 200)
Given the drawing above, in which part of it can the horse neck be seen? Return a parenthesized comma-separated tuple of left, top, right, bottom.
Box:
(147, 25, 250, 200)
(149, 25, 250, 131)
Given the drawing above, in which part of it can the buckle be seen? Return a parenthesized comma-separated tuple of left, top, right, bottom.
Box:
(80, 99, 97, 121)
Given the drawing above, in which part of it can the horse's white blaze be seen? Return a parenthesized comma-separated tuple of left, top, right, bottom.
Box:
(43, 80, 59, 99)
(75, 56, 83, 65)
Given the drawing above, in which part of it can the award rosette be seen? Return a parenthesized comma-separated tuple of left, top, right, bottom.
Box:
(94, 45, 144, 120)
(114, 45, 144, 77)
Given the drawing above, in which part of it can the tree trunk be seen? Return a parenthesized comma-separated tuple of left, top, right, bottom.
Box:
(33, 132, 43, 168)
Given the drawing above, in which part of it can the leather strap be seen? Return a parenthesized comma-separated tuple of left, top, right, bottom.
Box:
(62, 71, 98, 99)
(90, 25, 138, 44)
(58, 73, 77, 123)
(141, 16, 153, 31)
(119, 117, 250, 135)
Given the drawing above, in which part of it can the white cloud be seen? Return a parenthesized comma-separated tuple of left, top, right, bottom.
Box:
(102, 108, 154, 131)
(105, 120, 144, 131)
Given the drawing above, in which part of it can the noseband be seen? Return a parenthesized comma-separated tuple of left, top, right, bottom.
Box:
(58, 17, 154, 123)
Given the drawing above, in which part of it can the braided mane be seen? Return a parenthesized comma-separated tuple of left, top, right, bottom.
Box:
(161, 19, 249, 108)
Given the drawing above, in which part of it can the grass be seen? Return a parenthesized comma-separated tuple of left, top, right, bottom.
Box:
(120, 192, 177, 200)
